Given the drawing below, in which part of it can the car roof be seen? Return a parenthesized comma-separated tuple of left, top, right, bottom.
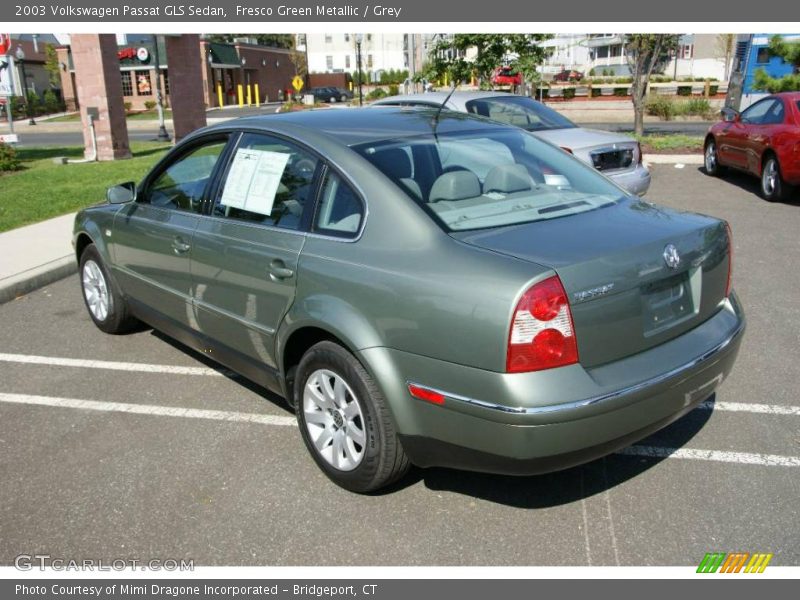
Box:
(202, 106, 511, 147)
(373, 90, 515, 105)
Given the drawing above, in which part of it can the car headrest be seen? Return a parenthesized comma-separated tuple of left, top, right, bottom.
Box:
(429, 171, 482, 203)
(483, 164, 533, 194)
(370, 148, 413, 179)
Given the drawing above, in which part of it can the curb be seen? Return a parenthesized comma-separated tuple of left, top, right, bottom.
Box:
(0, 255, 77, 304)
(643, 154, 704, 165)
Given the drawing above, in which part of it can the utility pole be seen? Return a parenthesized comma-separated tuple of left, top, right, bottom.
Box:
(152, 34, 170, 142)
(355, 34, 364, 106)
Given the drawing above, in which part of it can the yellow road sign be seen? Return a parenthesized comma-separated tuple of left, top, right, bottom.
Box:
(292, 76, 304, 92)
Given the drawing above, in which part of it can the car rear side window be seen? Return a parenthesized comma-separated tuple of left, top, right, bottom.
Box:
(313, 170, 364, 238)
(145, 139, 227, 213)
(214, 132, 319, 230)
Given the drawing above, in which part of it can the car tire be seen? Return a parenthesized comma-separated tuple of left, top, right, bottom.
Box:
(295, 341, 411, 493)
(79, 243, 138, 334)
(760, 155, 788, 202)
(704, 138, 724, 176)
(340, 95, 348, 102)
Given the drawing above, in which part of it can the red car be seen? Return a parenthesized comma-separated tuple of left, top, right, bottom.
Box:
(491, 66, 522, 87)
(704, 92, 800, 201)
(552, 69, 584, 82)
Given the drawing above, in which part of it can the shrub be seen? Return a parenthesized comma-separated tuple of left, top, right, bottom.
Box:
(388, 83, 399, 96)
(124, 101, 133, 112)
(602, 68, 611, 76)
(677, 86, 692, 96)
(43, 89, 63, 114)
(646, 96, 676, 120)
(26, 91, 42, 115)
(683, 97, 712, 117)
(709, 85, 719, 95)
(613, 87, 628, 96)
(588, 68, 596, 76)
(0, 142, 21, 172)
(614, 76, 633, 84)
(143, 100, 157, 111)
(563, 87, 576, 99)
(591, 87, 602, 97)
(366, 87, 388, 100)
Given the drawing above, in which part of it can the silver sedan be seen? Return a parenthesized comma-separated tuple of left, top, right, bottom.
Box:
(372, 91, 651, 196)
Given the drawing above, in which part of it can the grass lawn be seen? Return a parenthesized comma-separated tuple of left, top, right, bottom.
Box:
(637, 134, 704, 154)
(0, 142, 170, 233)
(46, 110, 173, 123)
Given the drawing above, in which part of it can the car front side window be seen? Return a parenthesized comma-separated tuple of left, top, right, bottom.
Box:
(740, 99, 776, 125)
(214, 133, 319, 231)
(144, 139, 228, 212)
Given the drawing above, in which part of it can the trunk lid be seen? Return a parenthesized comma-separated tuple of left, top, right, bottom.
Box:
(452, 198, 730, 368)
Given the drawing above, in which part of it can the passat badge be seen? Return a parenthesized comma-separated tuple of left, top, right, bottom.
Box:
(663, 244, 681, 269)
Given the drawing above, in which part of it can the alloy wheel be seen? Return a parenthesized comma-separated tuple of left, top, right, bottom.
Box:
(302, 369, 366, 471)
(762, 158, 778, 197)
(82, 259, 110, 322)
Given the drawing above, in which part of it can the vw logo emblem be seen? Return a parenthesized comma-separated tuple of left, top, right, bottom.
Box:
(663, 244, 681, 269)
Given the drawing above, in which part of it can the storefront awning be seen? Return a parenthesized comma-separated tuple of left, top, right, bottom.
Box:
(208, 43, 241, 69)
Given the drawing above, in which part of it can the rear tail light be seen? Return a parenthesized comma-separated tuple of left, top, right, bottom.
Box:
(725, 222, 733, 297)
(507, 275, 579, 373)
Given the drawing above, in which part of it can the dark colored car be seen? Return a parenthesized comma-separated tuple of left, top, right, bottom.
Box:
(74, 108, 744, 493)
(704, 92, 800, 201)
(309, 87, 350, 103)
(553, 69, 584, 82)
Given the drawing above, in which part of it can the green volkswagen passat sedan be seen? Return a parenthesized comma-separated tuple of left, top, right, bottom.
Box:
(73, 108, 744, 492)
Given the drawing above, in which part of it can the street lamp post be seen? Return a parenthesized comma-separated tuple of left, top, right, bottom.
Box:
(355, 33, 364, 106)
(151, 35, 170, 142)
(14, 45, 35, 125)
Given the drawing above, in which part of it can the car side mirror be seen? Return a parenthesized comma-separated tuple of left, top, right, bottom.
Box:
(721, 108, 740, 123)
(106, 181, 136, 204)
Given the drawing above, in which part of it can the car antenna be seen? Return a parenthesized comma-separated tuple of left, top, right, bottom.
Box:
(432, 81, 458, 137)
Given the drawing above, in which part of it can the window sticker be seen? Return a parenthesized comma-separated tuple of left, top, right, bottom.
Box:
(220, 148, 291, 216)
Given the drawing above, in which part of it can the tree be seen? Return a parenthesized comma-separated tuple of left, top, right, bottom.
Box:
(205, 34, 294, 49)
(43, 44, 61, 87)
(625, 34, 680, 136)
(715, 34, 736, 81)
(422, 34, 552, 90)
(753, 35, 800, 93)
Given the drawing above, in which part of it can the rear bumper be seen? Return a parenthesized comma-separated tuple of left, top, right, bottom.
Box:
(607, 163, 651, 196)
(359, 294, 744, 475)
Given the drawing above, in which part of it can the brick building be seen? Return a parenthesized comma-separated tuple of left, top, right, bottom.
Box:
(57, 34, 297, 111)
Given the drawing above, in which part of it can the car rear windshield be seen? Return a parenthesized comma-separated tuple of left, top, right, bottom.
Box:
(464, 96, 577, 132)
(354, 128, 625, 232)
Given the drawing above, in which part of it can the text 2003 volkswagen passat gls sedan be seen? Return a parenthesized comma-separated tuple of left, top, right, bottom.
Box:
(74, 108, 744, 492)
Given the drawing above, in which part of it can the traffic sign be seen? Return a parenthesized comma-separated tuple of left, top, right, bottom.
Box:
(0, 134, 19, 144)
(0, 55, 15, 97)
(292, 76, 304, 92)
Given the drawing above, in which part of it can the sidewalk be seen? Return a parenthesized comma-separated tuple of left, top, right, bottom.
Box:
(0, 213, 77, 304)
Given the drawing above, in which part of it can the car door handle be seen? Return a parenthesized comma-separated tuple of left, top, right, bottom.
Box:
(269, 259, 294, 281)
(269, 258, 294, 281)
(172, 237, 191, 254)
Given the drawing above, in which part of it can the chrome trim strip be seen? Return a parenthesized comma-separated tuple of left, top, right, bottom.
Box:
(193, 298, 277, 336)
(407, 319, 744, 416)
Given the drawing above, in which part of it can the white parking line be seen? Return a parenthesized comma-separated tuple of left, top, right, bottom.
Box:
(617, 446, 800, 467)
(699, 400, 800, 416)
(0, 392, 295, 427)
(2, 353, 800, 418)
(1, 392, 799, 468)
(0, 352, 235, 377)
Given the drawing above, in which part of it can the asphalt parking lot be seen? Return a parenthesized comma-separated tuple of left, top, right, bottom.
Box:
(0, 164, 798, 567)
